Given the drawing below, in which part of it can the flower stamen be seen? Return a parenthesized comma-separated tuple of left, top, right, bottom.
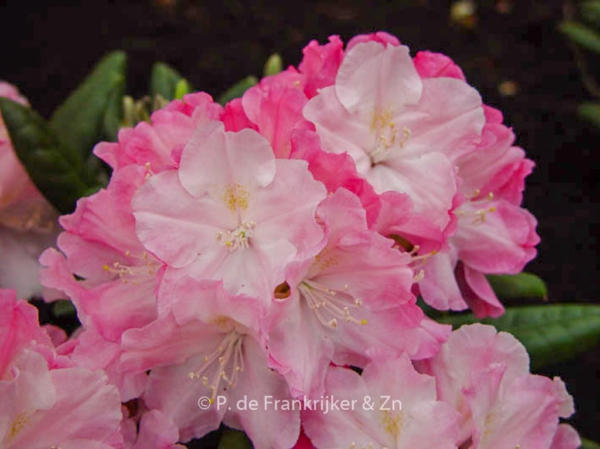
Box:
(102, 251, 159, 284)
(216, 221, 256, 252)
(188, 331, 244, 402)
(300, 281, 367, 328)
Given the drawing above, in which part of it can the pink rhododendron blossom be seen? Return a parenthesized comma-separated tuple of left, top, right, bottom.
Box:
(0, 289, 123, 448)
(302, 354, 460, 449)
(265, 189, 449, 398)
(0, 288, 55, 370)
(121, 279, 300, 448)
(292, 430, 315, 449)
(413, 50, 467, 81)
(28, 30, 570, 448)
(304, 41, 485, 235)
(417, 104, 539, 316)
(41, 165, 162, 341)
(133, 121, 326, 299)
(95, 92, 223, 172)
(550, 424, 582, 449)
(241, 76, 314, 158)
(289, 129, 384, 228)
(298, 35, 345, 98)
(418, 324, 577, 448)
(66, 325, 148, 402)
(222, 97, 257, 132)
(0, 82, 59, 298)
(346, 31, 401, 51)
(121, 408, 184, 449)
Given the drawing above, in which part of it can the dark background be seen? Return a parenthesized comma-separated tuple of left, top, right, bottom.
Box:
(1, 0, 598, 444)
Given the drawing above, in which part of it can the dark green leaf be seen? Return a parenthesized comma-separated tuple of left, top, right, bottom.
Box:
(582, 438, 600, 449)
(217, 76, 259, 106)
(102, 82, 125, 141)
(50, 51, 127, 157)
(582, 1, 600, 25)
(416, 296, 444, 318)
(263, 53, 283, 76)
(52, 300, 76, 317)
(487, 272, 548, 300)
(82, 184, 104, 198)
(0, 98, 92, 213)
(151, 62, 192, 102)
(559, 20, 600, 53)
(218, 428, 253, 449)
(438, 305, 600, 370)
(578, 102, 600, 128)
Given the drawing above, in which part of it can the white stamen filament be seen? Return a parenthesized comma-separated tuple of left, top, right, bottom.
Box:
(188, 331, 244, 402)
(453, 192, 497, 224)
(103, 251, 159, 284)
(370, 125, 411, 165)
(410, 245, 438, 269)
(216, 221, 256, 251)
(299, 281, 367, 328)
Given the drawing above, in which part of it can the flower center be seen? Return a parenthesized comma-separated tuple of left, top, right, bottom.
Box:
(216, 221, 256, 251)
(454, 191, 496, 224)
(102, 250, 159, 285)
(5, 411, 30, 445)
(380, 409, 403, 439)
(299, 280, 367, 329)
(369, 108, 411, 165)
(188, 330, 244, 402)
(222, 183, 250, 211)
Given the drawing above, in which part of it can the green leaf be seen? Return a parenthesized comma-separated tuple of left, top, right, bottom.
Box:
(217, 76, 259, 106)
(174, 78, 192, 100)
(559, 20, 600, 53)
(582, 438, 600, 449)
(52, 300, 76, 317)
(0, 98, 93, 213)
(486, 272, 548, 300)
(102, 82, 125, 141)
(578, 102, 600, 128)
(218, 428, 253, 449)
(50, 51, 127, 157)
(151, 62, 193, 102)
(582, 1, 600, 25)
(438, 305, 600, 370)
(417, 296, 444, 318)
(263, 53, 283, 76)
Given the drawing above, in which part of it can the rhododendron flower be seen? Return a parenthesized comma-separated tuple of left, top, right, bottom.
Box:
(120, 279, 300, 448)
(304, 41, 485, 234)
(41, 165, 162, 341)
(0, 289, 123, 448)
(95, 92, 224, 172)
(0, 82, 59, 298)
(302, 354, 460, 448)
(414, 52, 539, 316)
(121, 408, 184, 449)
(266, 189, 449, 398)
(418, 324, 577, 448)
(550, 424, 582, 449)
(133, 121, 326, 300)
(240, 77, 314, 158)
(28, 30, 575, 449)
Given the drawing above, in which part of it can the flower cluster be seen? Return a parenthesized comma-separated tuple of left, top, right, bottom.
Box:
(1, 32, 579, 448)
